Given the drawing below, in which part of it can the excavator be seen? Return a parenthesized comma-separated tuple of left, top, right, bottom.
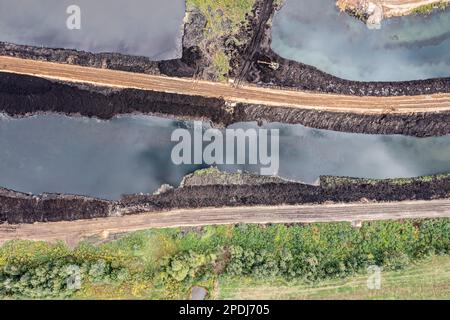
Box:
(257, 59, 280, 70)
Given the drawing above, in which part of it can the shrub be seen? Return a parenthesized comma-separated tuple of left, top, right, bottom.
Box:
(1, 219, 449, 298)
(159, 251, 217, 282)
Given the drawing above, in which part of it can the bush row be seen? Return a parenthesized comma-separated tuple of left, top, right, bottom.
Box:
(0, 219, 449, 298)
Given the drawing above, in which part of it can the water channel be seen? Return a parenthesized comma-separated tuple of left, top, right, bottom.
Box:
(272, 0, 450, 81)
(1, 114, 450, 200)
(0, 0, 185, 59)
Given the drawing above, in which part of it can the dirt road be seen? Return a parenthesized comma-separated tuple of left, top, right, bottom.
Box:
(1, 200, 449, 244)
(337, 0, 450, 17)
(379, 0, 450, 16)
(1, 56, 450, 114)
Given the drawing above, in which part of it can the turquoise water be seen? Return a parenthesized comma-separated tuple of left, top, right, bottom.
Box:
(1, 114, 450, 200)
(271, 0, 450, 81)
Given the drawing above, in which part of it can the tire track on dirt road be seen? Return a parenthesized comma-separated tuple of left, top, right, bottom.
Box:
(2, 56, 450, 114)
(1, 199, 449, 244)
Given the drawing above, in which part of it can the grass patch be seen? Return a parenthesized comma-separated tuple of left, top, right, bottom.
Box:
(320, 172, 450, 188)
(411, 1, 450, 15)
(186, 0, 257, 80)
(219, 255, 450, 300)
(192, 167, 221, 176)
(212, 51, 231, 81)
(187, 0, 256, 36)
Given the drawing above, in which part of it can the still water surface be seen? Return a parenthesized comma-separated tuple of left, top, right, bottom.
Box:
(0, 0, 185, 59)
(272, 0, 450, 81)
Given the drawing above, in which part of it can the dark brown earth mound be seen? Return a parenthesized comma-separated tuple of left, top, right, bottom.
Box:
(0, 72, 232, 124)
(234, 103, 450, 137)
(0, 42, 202, 79)
(0, 188, 112, 224)
(122, 174, 450, 212)
(3, 72, 450, 137)
(250, 51, 450, 96)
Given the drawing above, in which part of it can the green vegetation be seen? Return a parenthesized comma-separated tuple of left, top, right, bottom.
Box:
(183, 167, 287, 187)
(0, 241, 133, 299)
(219, 255, 450, 300)
(0, 219, 449, 299)
(411, 1, 449, 15)
(212, 51, 231, 82)
(320, 172, 450, 188)
(187, 0, 256, 38)
(192, 166, 221, 176)
(186, 0, 257, 81)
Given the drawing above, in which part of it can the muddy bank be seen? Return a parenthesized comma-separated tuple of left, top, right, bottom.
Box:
(250, 51, 450, 96)
(2, 171, 450, 224)
(0, 42, 202, 78)
(234, 103, 450, 137)
(0, 188, 112, 224)
(121, 172, 450, 211)
(3, 71, 450, 137)
(0, 72, 232, 125)
(236, 0, 450, 96)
